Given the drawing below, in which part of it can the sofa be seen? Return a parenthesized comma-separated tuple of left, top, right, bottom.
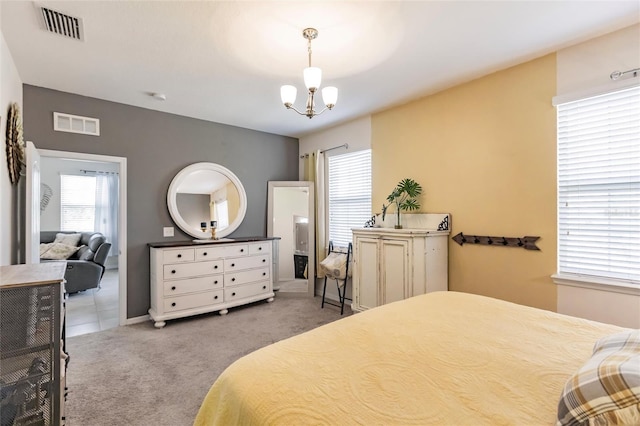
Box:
(40, 231, 112, 293)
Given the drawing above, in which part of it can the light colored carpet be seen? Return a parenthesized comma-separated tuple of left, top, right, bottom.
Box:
(275, 278, 308, 293)
(65, 296, 350, 426)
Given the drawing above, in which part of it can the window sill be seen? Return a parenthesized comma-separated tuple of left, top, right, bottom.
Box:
(552, 273, 640, 296)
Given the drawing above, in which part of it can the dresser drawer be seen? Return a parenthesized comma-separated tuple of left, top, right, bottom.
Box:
(164, 290, 223, 312)
(163, 260, 223, 280)
(224, 255, 270, 271)
(195, 244, 249, 260)
(224, 281, 270, 301)
(163, 275, 223, 295)
(225, 267, 269, 286)
(249, 242, 271, 255)
(163, 248, 195, 263)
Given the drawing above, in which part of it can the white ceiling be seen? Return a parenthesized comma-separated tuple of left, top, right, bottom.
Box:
(2, 1, 638, 138)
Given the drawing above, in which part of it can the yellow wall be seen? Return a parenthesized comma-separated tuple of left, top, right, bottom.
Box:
(372, 54, 557, 311)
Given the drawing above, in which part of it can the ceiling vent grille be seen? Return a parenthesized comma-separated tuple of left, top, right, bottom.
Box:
(39, 7, 84, 41)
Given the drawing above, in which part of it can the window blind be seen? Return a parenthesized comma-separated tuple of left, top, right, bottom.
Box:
(328, 149, 372, 247)
(60, 174, 96, 232)
(557, 85, 640, 284)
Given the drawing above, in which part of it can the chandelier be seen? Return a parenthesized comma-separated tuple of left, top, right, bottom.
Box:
(280, 28, 338, 119)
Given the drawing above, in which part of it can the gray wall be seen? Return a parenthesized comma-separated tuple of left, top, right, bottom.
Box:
(23, 85, 299, 318)
(176, 193, 210, 229)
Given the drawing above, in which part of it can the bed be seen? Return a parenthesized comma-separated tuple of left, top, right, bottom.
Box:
(194, 291, 639, 425)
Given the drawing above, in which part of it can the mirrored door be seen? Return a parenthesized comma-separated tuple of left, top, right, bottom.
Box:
(267, 181, 315, 297)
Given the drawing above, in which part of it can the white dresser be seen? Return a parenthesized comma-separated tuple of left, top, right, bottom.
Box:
(351, 227, 449, 312)
(149, 238, 276, 328)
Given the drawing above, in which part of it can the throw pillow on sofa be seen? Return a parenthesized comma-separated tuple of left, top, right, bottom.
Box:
(54, 233, 82, 246)
(41, 243, 82, 260)
(39, 242, 54, 256)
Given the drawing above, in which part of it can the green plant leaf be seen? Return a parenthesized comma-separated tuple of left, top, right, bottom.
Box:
(384, 178, 424, 217)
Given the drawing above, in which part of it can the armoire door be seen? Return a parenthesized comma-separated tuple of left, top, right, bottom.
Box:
(380, 238, 409, 305)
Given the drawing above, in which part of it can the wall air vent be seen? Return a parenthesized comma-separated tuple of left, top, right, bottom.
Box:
(54, 112, 100, 136)
(39, 6, 84, 41)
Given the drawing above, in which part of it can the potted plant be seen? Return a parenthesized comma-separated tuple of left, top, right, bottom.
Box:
(381, 178, 423, 229)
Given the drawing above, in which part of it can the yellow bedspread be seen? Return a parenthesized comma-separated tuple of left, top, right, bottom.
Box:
(194, 291, 624, 425)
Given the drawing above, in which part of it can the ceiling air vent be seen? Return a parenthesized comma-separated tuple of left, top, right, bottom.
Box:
(39, 6, 84, 41)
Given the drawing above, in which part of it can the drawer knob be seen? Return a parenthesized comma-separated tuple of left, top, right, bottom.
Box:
(263, 285, 266, 290)
(258, 247, 262, 251)
(171, 286, 176, 291)
(177, 254, 182, 258)
(214, 265, 218, 269)
(231, 263, 235, 267)
(240, 249, 244, 253)
(232, 292, 236, 296)
(171, 270, 176, 274)
(171, 302, 176, 307)
(262, 272, 266, 276)
(214, 280, 218, 284)
(262, 259, 266, 263)
(232, 278, 236, 282)
(214, 295, 218, 300)
(203, 252, 208, 256)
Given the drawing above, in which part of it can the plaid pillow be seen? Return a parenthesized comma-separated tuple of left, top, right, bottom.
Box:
(557, 330, 640, 426)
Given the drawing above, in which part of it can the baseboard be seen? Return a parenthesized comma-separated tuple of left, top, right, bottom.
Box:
(126, 314, 150, 325)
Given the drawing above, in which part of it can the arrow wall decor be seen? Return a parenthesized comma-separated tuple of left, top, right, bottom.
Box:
(452, 233, 540, 251)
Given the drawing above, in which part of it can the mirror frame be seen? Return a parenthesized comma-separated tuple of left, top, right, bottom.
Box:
(167, 162, 247, 239)
(267, 181, 315, 298)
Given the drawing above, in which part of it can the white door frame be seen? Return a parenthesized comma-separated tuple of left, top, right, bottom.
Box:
(39, 149, 128, 326)
(25, 142, 41, 264)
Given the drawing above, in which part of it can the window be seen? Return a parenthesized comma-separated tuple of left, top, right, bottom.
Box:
(60, 174, 97, 232)
(556, 85, 640, 284)
(328, 149, 372, 247)
(215, 200, 229, 229)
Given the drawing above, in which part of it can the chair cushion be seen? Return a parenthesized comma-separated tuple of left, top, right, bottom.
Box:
(76, 245, 95, 261)
(83, 233, 106, 252)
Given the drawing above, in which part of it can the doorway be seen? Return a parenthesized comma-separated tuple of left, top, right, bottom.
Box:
(39, 149, 127, 336)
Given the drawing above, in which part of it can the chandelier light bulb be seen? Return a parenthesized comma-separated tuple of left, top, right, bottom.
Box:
(304, 67, 322, 91)
(281, 85, 297, 106)
(322, 86, 338, 108)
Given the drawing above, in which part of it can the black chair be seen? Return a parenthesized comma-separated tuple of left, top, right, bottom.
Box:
(320, 241, 352, 315)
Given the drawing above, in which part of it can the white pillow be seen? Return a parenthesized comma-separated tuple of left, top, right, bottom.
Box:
(54, 233, 82, 247)
(41, 243, 81, 260)
(319, 252, 348, 280)
(39, 242, 54, 256)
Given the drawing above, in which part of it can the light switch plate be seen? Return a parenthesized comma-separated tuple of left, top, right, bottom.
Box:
(163, 227, 174, 237)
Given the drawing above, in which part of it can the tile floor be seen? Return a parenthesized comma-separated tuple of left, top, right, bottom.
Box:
(65, 269, 119, 337)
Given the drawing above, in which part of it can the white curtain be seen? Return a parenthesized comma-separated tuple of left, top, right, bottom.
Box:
(304, 150, 326, 278)
(95, 172, 118, 257)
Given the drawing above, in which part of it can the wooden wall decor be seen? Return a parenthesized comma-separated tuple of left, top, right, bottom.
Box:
(452, 232, 540, 251)
(5, 103, 25, 185)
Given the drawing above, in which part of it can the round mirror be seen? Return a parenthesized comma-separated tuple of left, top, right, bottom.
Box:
(167, 162, 247, 239)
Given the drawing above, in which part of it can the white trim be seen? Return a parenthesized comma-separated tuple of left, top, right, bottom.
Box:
(552, 273, 640, 296)
(125, 314, 150, 325)
(552, 78, 639, 106)
(39, 149, 128, 326)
